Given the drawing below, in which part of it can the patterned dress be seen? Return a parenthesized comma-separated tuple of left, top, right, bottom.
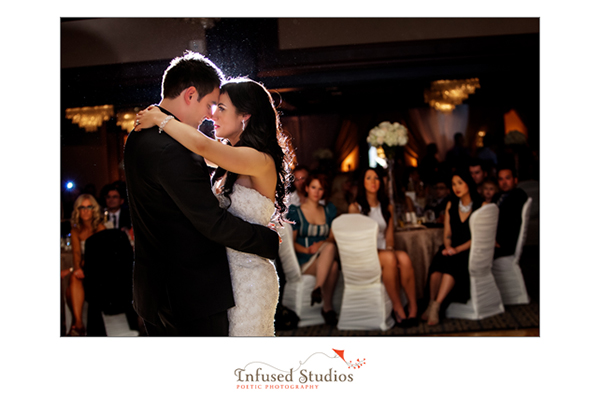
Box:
(213, 183, 279, 336)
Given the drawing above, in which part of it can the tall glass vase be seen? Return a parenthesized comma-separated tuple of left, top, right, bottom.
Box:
(386, 157, 399, 229)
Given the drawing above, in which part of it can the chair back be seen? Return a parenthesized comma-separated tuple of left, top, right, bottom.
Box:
(278, 222, 302, 282)
(490, 198, 532, 305)
(468, 203, 499, 277)
(446, 203, 504, 320)
(331, 214, 381, 285)
(83, 229, 134, 315)
(513, 198, 532, 263)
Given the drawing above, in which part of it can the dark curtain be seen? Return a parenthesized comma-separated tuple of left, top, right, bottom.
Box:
(334, 120, 360, 170)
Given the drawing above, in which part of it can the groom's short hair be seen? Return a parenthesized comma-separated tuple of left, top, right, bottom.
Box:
(161, 51, 224, 101)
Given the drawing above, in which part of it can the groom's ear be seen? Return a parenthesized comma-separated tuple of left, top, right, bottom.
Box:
(182, 86, 198, 105)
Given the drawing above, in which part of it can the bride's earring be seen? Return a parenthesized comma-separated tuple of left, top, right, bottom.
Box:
(241, 119, 246, 132)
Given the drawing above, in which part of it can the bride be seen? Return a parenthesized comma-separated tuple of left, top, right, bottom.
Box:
(135, 78, 293, 336)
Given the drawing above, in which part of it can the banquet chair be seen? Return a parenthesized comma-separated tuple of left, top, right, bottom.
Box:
(83, 229, 138, 336)
(278, 223, 343, 327)
(332, 214, 394, 331)
(491, 198, 532, 305)
(445, 203, 505, 320)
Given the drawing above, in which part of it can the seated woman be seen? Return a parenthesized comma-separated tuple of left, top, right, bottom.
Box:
(422, 169, 486, 326)
(348, 168, 418, 327)
(287, 172, 340, 326)
(66, 194, 106, 336)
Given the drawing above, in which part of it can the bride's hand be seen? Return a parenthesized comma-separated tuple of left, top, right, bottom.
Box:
(134, 106, 166, 131)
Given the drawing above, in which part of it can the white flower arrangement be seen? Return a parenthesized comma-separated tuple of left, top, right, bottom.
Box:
(367, 121, 408, 148)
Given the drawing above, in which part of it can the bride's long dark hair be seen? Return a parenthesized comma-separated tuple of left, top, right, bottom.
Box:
(211, 78, 293, 223)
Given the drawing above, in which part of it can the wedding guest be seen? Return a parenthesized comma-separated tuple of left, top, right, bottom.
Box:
(288, 165, 309, 207)
(476, 133, 498, 168)
(349, 168, 418, 326)
(104, 183, 131, 230)
(422, 169, 485, 325)
(287, 173, 340, 326)
(481, 178, 499, 204)
(328, 172, 353, 217)
(445, 132, 470, 170)
(469, 158, 487, 194)
(425, 176, 451, 223)
(66, 194, 106, 336)
(406, 167, 425, 196)
(493, 166, 528, 259)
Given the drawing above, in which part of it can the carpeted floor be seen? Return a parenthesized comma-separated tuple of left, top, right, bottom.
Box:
(275, 302, 539, 337)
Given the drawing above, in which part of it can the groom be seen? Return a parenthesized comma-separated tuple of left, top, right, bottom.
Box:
(124, 52, 279, 336)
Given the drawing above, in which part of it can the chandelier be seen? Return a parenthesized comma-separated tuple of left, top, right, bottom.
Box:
(424, 78, 480, 113)
(65, 105, 114, 132)
(116, 108, 141, 132)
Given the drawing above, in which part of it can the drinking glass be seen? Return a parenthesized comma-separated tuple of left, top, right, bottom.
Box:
(425, 210, 436, 223)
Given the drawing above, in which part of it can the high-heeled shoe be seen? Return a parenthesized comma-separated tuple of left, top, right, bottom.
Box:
(400, 304, 419, 328)
(400, 318, 419, 328)
(321, 308, 338, 326)
(311, 287, 322, 306)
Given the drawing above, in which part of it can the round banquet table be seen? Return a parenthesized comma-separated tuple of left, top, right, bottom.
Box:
(393, 227, 444, 299)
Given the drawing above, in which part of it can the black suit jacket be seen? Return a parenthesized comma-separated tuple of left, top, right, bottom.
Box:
(493, 188, 528, 258)
(124, 109, 279, 325)
(117, 206, 131, 230)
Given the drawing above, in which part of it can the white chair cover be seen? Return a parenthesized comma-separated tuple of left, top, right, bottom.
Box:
(101, 313, 139, 336)
(332, 214, 394, 331)
(278, 223, 343, 327)
(446, 203, 505, 320)
(491, 198, 532, 305)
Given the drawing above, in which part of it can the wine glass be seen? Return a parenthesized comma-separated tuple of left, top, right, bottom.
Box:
(425, 209, 436, 223)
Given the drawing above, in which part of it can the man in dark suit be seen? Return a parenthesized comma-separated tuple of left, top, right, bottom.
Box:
(469, 158, 488, 195)
(124, 52, 279, 336)
(493, 166, 528, 259)
(424, 177, 451, 223)
(104, 183, 131, 230)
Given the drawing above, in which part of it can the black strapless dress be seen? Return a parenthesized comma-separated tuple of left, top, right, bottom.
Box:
(427, 199, 476, 303)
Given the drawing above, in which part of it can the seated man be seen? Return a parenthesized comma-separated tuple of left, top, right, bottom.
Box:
(104, 183, 131, 231)
(492, 166, 528, 259)
(425, 177, 451, 223)
(469, 158, 488, 195)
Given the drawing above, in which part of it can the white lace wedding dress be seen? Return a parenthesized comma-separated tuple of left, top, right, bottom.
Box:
(213, 183, 279, 336)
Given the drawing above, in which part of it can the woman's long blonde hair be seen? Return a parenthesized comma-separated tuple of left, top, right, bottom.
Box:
(70, 194, 103, 231)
